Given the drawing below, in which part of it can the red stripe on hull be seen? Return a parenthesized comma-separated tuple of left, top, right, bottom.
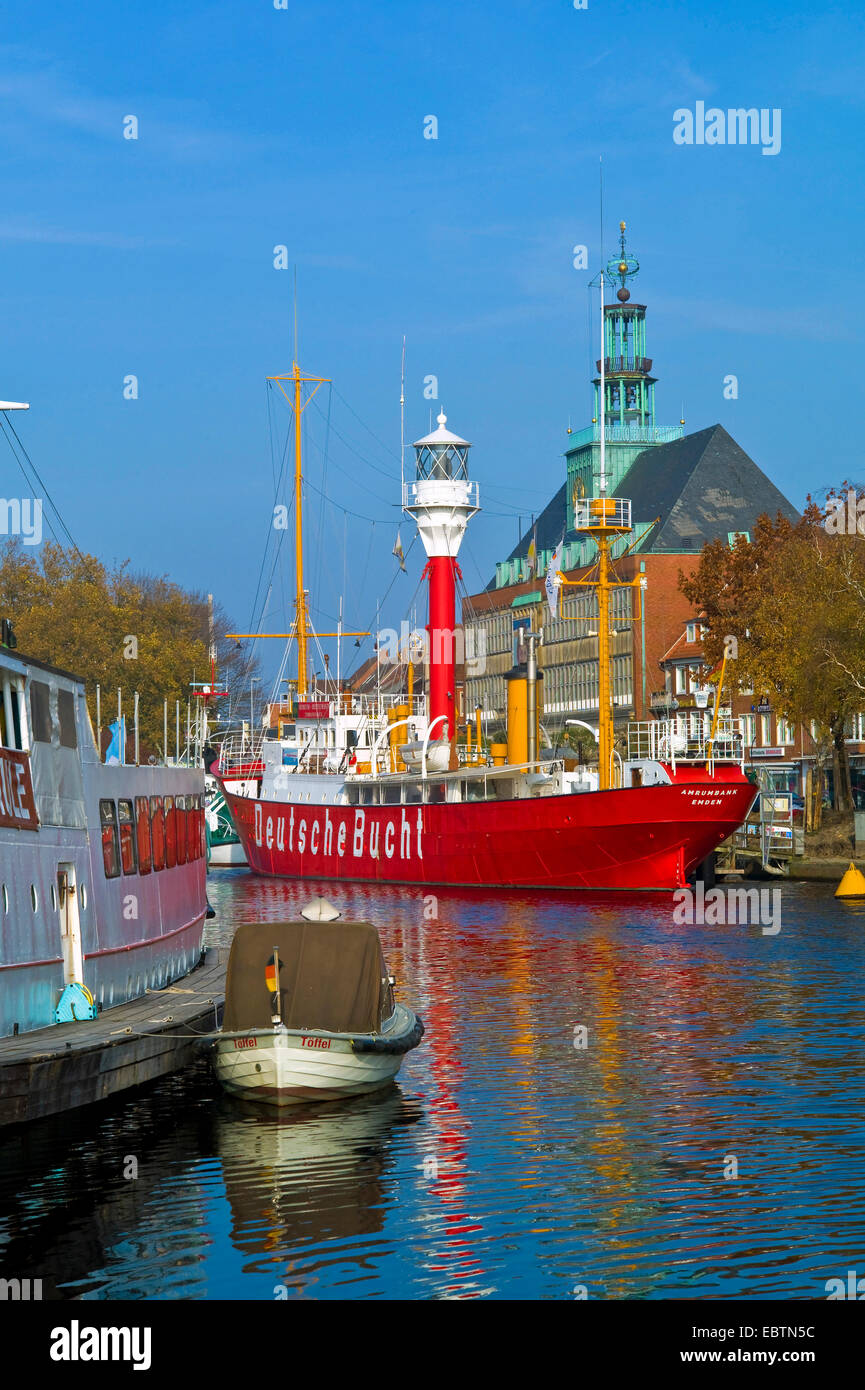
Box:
(224, 772, 755, 892)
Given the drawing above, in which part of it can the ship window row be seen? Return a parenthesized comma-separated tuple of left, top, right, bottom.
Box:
(1, 878, 88, 916)
(100, 794, 206, 879)
(466, 588, 635, 659)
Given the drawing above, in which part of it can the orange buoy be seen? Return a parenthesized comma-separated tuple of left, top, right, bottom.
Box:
(835, 862, 865, 898)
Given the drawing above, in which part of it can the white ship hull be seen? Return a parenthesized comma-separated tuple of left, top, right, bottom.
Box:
(208, 840, 247, 867)
(0, 645, 208, 1038)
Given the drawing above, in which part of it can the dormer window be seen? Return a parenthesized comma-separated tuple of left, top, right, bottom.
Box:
(686, 622, 697, 644)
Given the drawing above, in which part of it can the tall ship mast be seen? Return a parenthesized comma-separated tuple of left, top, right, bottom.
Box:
(219, 322, 757, 892)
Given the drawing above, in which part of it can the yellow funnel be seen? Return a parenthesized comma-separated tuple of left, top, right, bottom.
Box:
(835, 862, 865, 898)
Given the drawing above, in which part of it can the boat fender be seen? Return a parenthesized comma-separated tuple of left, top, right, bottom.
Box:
(351, 1016, 425, 1055)
(54, 982, 98, 1024)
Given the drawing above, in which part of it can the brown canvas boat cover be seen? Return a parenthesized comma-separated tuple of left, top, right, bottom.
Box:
(223, 920, 394, 1034)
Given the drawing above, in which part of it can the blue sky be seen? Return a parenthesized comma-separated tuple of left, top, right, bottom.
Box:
(0, 0, 862, 688)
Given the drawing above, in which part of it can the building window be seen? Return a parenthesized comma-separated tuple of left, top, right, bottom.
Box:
(741, 714, 756, 747)
(846, 713, 865, 742)
(686, 623, 697, 643)
(674, 666, 687, 694)
(100, 799, 121, 879)
(760, 714, 771, 746)
(776, 717, 794, 746)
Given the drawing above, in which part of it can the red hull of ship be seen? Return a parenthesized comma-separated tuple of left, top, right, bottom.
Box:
(224, 768, 755, 892)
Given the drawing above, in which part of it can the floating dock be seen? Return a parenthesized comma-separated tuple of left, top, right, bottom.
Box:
(0, 949, 226, 1128)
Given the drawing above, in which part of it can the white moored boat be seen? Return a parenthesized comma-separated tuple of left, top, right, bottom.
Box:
(210, 900, 424, 1105)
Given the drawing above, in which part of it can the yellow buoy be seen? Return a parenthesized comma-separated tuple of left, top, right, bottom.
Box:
(835, 862, 865, 898)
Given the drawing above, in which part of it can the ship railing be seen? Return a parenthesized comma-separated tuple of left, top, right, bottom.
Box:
(217, 730, 266, 777)
(285, 693, 426, 720)
(457, 744, 492, 767)
(402, 479, 480, 512)
(627, 718, 744, 772)
(335, 692, 426, 719)
(573, 497, 632, 531)
(346, 757, 568, 804)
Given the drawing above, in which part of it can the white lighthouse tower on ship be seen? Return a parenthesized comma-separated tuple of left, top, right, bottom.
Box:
(403, 411, 479, 757)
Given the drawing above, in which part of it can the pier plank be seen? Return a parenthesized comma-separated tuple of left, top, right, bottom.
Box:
(0, 950, 226, 1127)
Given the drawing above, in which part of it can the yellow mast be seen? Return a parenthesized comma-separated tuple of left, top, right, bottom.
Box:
(266, 362, 330, 699)
(706, 645, 729, 761)
(559, 499, 642, 789)
(596, 531, 612, 787)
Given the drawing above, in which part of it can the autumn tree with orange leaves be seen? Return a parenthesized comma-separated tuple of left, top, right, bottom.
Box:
(0, 540, 258, 757)
(679, 486, 865, 819)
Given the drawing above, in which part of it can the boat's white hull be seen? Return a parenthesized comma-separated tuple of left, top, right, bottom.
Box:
(214, 1030, 403, 1105)
(208, 840, 247, 866)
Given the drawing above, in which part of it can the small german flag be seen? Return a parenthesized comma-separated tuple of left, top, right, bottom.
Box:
(265, 951, 281, 995)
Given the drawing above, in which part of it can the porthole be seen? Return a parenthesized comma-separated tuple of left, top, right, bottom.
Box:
(80, 883, 87, 911)
(1, 885, 7, 913)
(50, 884, 57, 911)
(30, 885, 38, 912)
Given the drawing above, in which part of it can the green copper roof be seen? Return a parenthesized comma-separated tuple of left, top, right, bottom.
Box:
(510, 592, 543, 607)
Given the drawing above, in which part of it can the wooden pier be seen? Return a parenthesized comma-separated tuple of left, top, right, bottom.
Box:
(0, 949, 226, 1128)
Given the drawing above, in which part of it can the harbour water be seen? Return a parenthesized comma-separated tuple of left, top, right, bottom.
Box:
(1, 871, 863, 1301)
